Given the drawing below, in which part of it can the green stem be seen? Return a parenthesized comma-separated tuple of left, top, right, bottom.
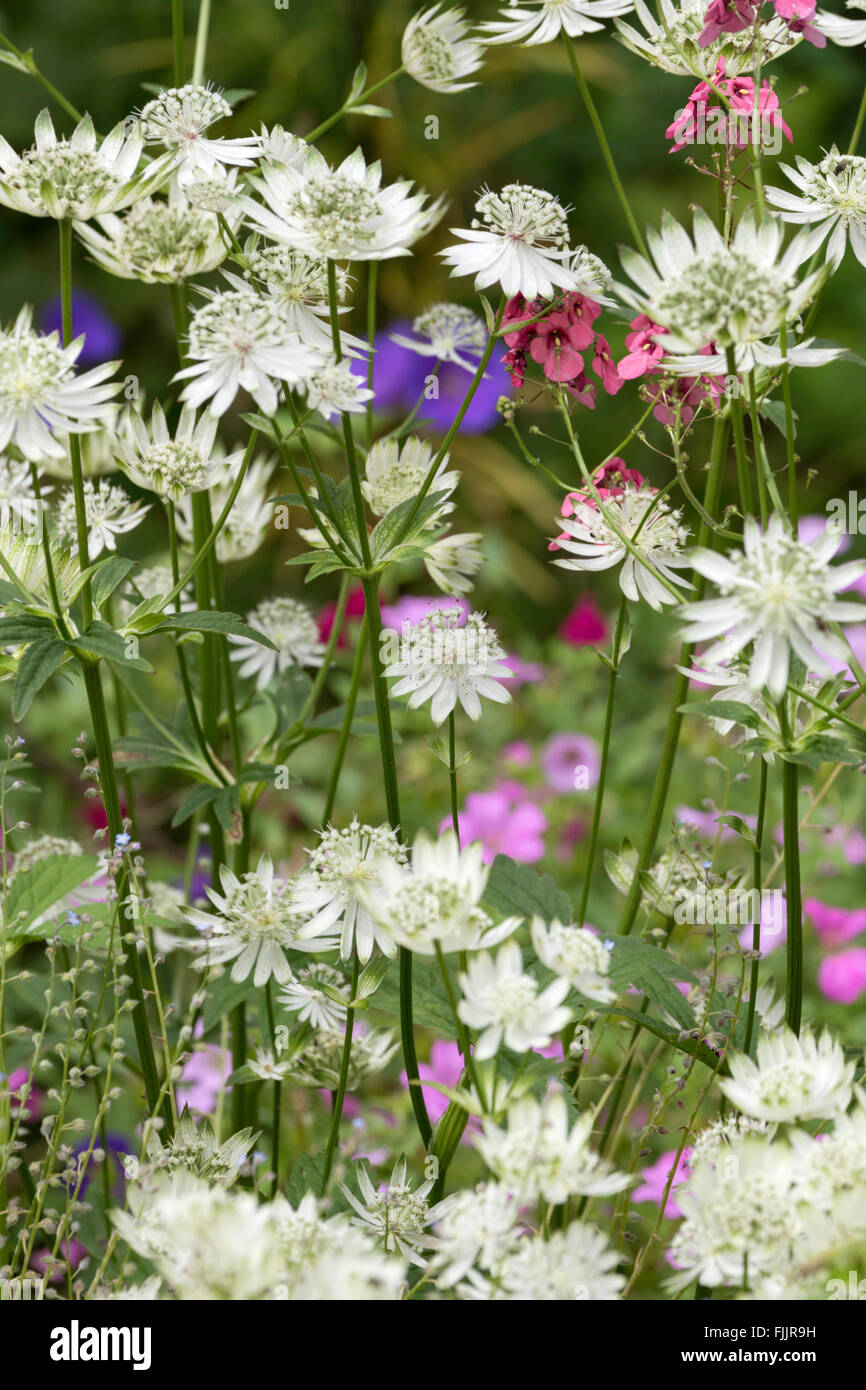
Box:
(781, 754, 802, 1034)
(448, 711, 460, 840)
(321, 952, 359, 1190)
(849, 81, 866, 154)
(563, 36, 646, 257)
(265, 982, 281, 1196)
(327, 259, 373, 570)
(192, 0, 212, 86)
(366, 261, 378, 452)
(323, 613, 367, 823)
(727, 348, 753, 518)
(779, 325, 797, 527)
(577, 595, 628, 928)
(743, 759, 767, 1055)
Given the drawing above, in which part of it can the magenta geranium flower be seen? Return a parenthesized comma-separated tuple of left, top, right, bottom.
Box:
(633, 1147, 693, 1219)
(441, 787, 547, 863)
(542, 732, 601, 794)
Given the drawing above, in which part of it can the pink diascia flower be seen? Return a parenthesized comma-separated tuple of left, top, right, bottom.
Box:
(633, 1148, 694, 1219)
(618, 314, 668, 379)
(559, 594, 609, 647)
(500, 291, 620, 403)
(667, 58, 792, 156)
(441, 787, 547, 863)
(698, 0, 755, 46)
(542, 732, 601, 794)
(773, 0, 825, 44)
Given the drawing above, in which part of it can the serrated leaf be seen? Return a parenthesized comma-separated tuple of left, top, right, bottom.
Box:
(12, 636, 67, 721)
(606, 934, 696, 1030)
(153, 610, 276, 647)
(679, 699, 762, 729)
(373, 957, 456, 1036)
(70, 621, 153, 672)
(92, 556, 137, 610)
(483, 854, 571, 924)
(5, 853, 101, 935)
(0, 614, 55, 645)
(171, 783, 222, 828)
(202, 973, 259, 1034)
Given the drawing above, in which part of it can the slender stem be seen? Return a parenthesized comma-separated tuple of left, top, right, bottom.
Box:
(577, 595, 628, 926)
(305, 66, 405, 143)
(563, 36, 646, 257)
(781, 754, 803, 1034)
(171, 0, 185, 85)
(743, 760, 767, 1055)
(849, 81, 866, 154)
(265, 982, 281, 1195)
(327, 259, 373, 569)
(779, 325, 797, 528)
(727, 348, 753, 518)
(366, 261, 378, 452)
(448, 711, 460, 840)
(192, 0, 212, 86)
(0, 33, 82, 121)
(322, 614, 367, 823)
(321, 952, 359, 1190)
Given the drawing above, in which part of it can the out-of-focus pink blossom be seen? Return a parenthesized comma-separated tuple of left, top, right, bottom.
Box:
(559, 594, 609, 647)
(177, 1020, 231, 1114)
(818, 949, 866, 1004)
(504, 740, 533, 766)
(442, 788, 547, 863)
(542, 732, 600, 794)
(805, 898, 866, 947)
(633, 1148, 694, 1218)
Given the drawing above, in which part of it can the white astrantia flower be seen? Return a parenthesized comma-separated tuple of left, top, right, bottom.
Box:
(278, 962, 349, 1029)
(0, 307, 120, 462)
(476, 1092, 633, 1204)
(303, 359, 373, 421)
(185, 853, 338, 986)
(116, 401, 241, 501)
(274, 1191, 407, 1300)
(174, 287, 323, 417)
(402, 5, 485, 92)
(719, 1028, 856, 1123)
(687, 1112, 770, 1169)
(362, 435, 458, 519)
(666, 1137, 797, 1292)
(0, 456, 40, 524)
(383, 605, 513, 724)
(423, 531, 485, 596)
(766, 148, 866, 271)
(56, 478, 150, 558)
(138, 84, 261, 186)
(530, 917, 616, 1003)
(360, 829, 522, 955)
(112, 1173, 285, 1301)
(615, 0, 802, 77)
(176, 450, 276, 562)
(40, 422, 120, 480)
(0, 110, 173, 220)
(284, 1022, 398, 1090)
(139, 1111, 256, 1189)
(74, 191, 235, 284)
(554, 484, 692, 611)
(816, 1, 866, 47)
(256, 125, 311, 172)
(680, 515, 866, 701)
(390, 302, 488, 371)
(457, 940, 571, 1058)
(679, 657, 768, 737)
(615, 211, 825, 367)
(229, 597, 324, 690)
(291, 818, 408, 963)
(248, 1047, 293, 1081)
(341, 1156, 455, 1266)
(491, 1222, 625, 1301)
(185, 167, 243, 214)
(482, 0, 634, 45)
(242, 146, 445, 261)
(430, 1182, 521, 1287)
(245, 246, 359, 353)
(568, 243, 617, 305)
(441, 183, 579, 299)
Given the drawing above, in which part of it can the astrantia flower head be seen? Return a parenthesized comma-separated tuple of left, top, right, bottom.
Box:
(304, 359, 373, 420)
(185, 853, 338, 986)
(0, 306, 120, 462)
(57, 477, 150, 558)
(75, 193, 233, 284)
(138, 84, 261, 185)
(616, 210, 822, 361)
(441, 183, 579, 299)
(457, 940, 571, 1058)
(476, 1092, 633, 1204)
(0, 456, 39, 525)
(185, 167, 243, 213)
(482, 0, 635, 46)
(402, 5, 485, 92)
(116, 401, 240, 501)
(141, 1111, 256, 1188)
(423, 531, 485, 596)
(246, 245, 354, 352)
(173, 286, 322, 416)
(530, 917, 616, 1002)
(615, 0, 802, 76)
(341, 1156, 453, 1265)
(285, 1022, 398, 1089)
(248, 1047, 293, 1081)
(767, 148, 866, 270)
(431, 1182, 520, 1287)
(680, 515, 866, 700)
(176, 450, 276, 562)
(390, 303, 488, 371)
(383, 605, 513, 723)
(554, 482, 692, 611)
(362, 829, 521, 955)
(229, 596, 324, 690)
(719, 1027, 855, 1122)
(243, 146, 445, 261)
(278, 962, 349, 1030)
(492, 1222, 625, 1300)
(0, 110, 172, 220)
(362, 435, 457, 519)
(290, 818, 408, 963)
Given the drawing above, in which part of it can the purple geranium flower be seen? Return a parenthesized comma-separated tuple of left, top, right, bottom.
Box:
(40, 290, 122, 365)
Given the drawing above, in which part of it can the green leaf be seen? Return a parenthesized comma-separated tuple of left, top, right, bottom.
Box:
(483, 854, 572, 924)
(0, 614, 55, 645)
(113, 735, 206, 775)
(92, 556, 137, 610)
(202, 973, 259, 1034)
(606, 935, 697, 1030)
(153, 610, 276, 647)
(284, 1153, 327, 1206)
(594, 1004, 728, 1074)
(678, 699, 762, 729)
(374, 957, 457, 1036)
(70, 621, 153, 672)
(171, 783, 222, 828)
(12, 636, 67, 721)
(6, 853, 101, 935)
(369, 490, 451, 561)
(353, 956, 390, 1003)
